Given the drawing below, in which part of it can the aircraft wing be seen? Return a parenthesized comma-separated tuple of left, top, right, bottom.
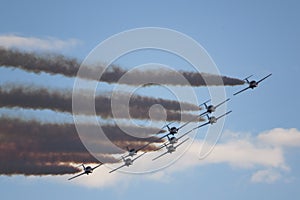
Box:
(109, 164, 127, 173)
(92, 163, 103, 170)
(177, 127, 196, 141)
(152, 138, 189, 161)
(257, 73, 272, 84)
(110, 152, 146, 173)
(135, 141, 155, 152)
(134, 134, 167, 153)
(138, 120, 201, 151)
(199, 99, 211, 108)
(177, 120, 214, 141)
(161, 122, 174, 130)
(199, 110, 208, 117)
(215, 98, 230, 109)
(154, 133, 169, 143)
(116, 152, 131, 162)
(154, 143, 168, 151)
(244, 75, 253, 81)
(152, 151, 170, 161)
(175, 137, 189, 149)
(216, 111, 232, 120)
(68, 171, 86, 180)
(124, 131, 168, 157)
(156, 132, 191, 150)
(194, 121, 210, 129)
(132, 152, 147, 162)
(177, 114, 200, 130)
(120, 154, 129, 160)
(233, 86, 250, 96)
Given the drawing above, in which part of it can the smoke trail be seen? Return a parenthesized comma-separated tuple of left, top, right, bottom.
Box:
(0, 85, 202, 121)
(0, 48, 244, 86)
(0, 48, 80, 76)
(0, 117, 165, 175)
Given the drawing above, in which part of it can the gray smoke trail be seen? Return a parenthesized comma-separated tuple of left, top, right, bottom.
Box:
(0, 48, 244, 86)
(0, 85, 202, 122)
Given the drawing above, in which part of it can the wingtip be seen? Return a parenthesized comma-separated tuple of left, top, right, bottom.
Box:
(244, 74, 253, 80)
(199, 99, 211, 107)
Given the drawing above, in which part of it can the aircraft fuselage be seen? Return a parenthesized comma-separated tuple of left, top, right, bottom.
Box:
(169, 127, 178, 134)
(207, 105, 216, 113)
(84, 166, 93, 174)
(209, 116, 217, 124)
(169, 136, 178, 144)
(167, 145, 176, 153)
(249, 81, 258, 88)
(125, 158, 133, 166)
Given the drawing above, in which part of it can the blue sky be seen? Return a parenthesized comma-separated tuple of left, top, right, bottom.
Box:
(1, 0, 300, 200)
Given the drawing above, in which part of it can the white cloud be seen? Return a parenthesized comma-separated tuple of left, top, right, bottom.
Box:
(258, 128, 300, 147)
(200, 140, 286, 169)
(150, 138, 288, 183)
(251, 169, 282, 183)
(0, 34, 81, 51)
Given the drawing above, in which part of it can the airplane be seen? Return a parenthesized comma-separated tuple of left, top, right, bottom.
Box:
(153, 111, 231, 160)
(123, 146, 139, 158)
(163, 122, 185, 135)
(156, 122, 206, 149)
(135, 116, 202, 154)
(154, 110, 225, 151)
(145, 119, 196, 149)
(233, 73, 272, 96)
(154, 103, 229, 146)
(199, 98, 230, 116)
(145, 115, 203, 149)
(152, 137, 189, 161)
(165, 134, 179, 145)
(195, 111, 232, 129)
(109, 152, 146, 173)
(158, 117, 198, 139)
(120, 129, 167, 159)
(68, 163, 103, 180)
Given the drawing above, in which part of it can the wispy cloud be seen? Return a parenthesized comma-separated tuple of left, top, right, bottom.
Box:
(0, 34, 81, 51)
(251, 169, 282, 183)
